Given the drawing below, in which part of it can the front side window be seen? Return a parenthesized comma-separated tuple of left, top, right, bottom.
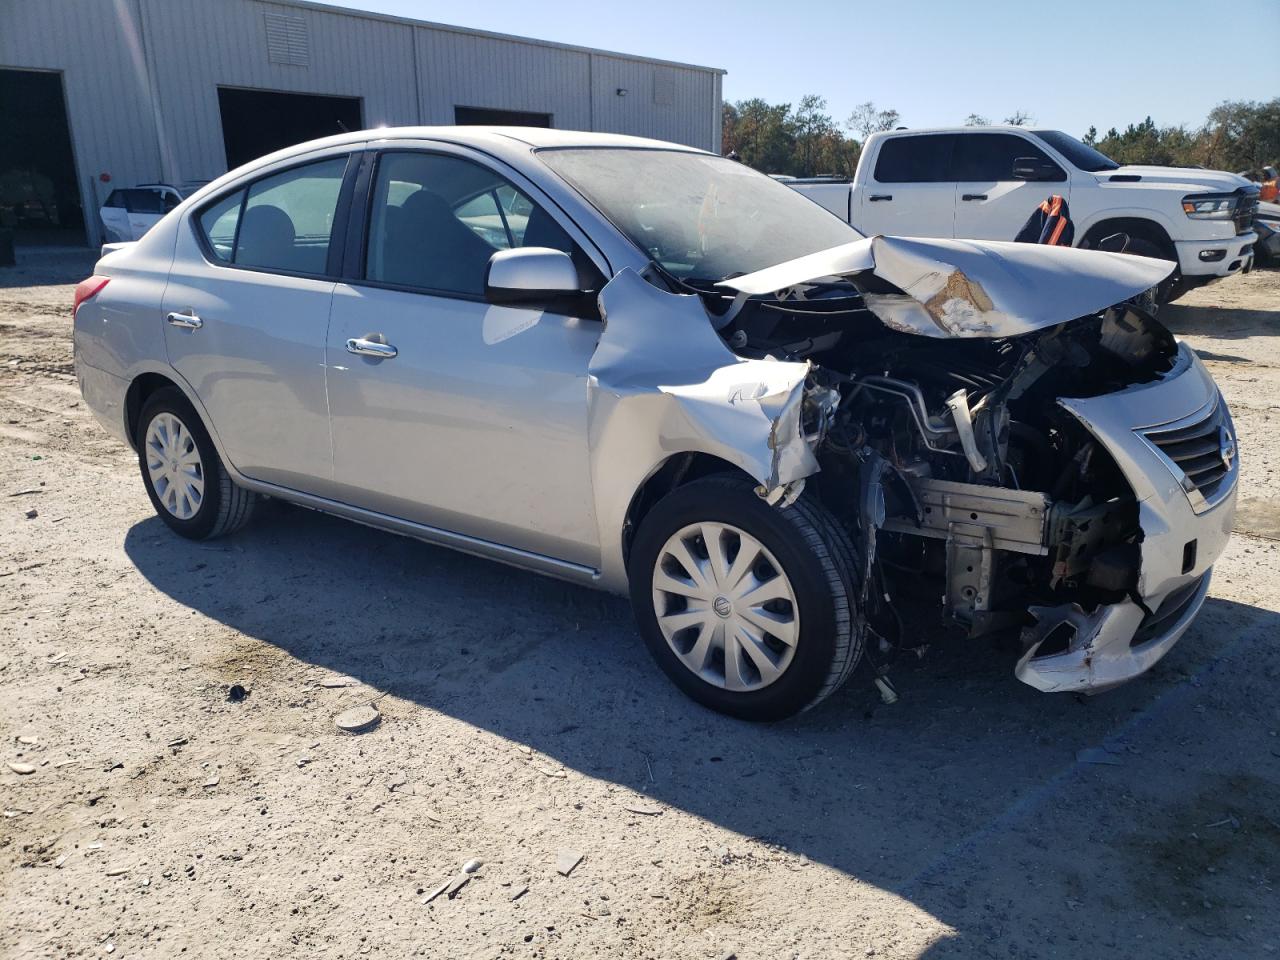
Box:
(873, 135, 956, 183)
(1032, 130, 1119, 173)
(194, 155, 348, 274)
(365, 152, 574, 297)
(951, 134, 1063, 182)
(539, 148, 860, 282)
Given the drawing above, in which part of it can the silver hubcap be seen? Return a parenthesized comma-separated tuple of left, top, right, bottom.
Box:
(652, 522, 800, 692)
(144, 412, 204, 521)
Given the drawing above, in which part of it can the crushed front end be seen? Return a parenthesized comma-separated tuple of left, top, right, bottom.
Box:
(699, 236, 1238, 694)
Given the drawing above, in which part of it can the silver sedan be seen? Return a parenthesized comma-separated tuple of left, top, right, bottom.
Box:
(74, 127, 1237, 720)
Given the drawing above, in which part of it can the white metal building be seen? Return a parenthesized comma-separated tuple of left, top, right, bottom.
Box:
(0, 0, 724, 247)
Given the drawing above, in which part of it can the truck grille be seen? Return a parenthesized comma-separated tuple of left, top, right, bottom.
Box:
(1235, 189, 1259, 235)
(1141, 395, 1236, 512)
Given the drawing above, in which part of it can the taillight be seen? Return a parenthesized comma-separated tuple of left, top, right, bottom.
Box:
(73, 276, 110, 317)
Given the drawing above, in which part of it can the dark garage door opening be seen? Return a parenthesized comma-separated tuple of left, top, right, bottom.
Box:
(218, 87, 363, 170)
(0, 69, 85, 246)
(455, 106, 552, 127)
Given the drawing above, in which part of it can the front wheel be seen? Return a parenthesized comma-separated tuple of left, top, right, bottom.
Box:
(136, 388, 255, 540)
(1120, 237, 1181, 305)
(628, 475, 863, 721)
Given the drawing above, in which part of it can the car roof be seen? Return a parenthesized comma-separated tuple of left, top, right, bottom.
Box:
(248, 126, 708, 164)
(181, 126, 715, 215)
(874, 125, 1055, 136)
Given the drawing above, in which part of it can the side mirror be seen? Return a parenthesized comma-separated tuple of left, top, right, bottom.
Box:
(1012, 157, 1062, 182)
(484, 247, 582, 307)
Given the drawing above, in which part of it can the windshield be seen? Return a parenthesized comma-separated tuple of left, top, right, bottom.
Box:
(538, 148, 862, 281)
(1032, 130, 1119, 172)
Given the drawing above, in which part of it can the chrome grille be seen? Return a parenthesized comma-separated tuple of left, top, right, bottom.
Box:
(1235, 189, 1259, 235)
(1141, 395, 1236, 512)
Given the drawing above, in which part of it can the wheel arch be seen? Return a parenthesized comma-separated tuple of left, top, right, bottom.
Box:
(125, 372, 182, 451)
(1078, 216, 1177, 258)
(621, 452, 759, 568)
(123, 367, 239, 480)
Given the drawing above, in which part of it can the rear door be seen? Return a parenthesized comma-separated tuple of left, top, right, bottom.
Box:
(951, 132, 1068, 241)
(100, 190, 132, 242)
(162, 150, 356, 492)
(855, 134, 956, 237)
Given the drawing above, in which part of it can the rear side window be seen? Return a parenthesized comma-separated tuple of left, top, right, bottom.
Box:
(106, 188, 166, 213)
(952, 134, 1064, 182)
(195, 156, 349, 275)
(199, 191, 243, 261)
(874, 135, 955, 183)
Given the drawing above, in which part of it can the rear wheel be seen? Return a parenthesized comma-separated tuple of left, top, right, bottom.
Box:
(628, 475, 862, 721)
(136, 388, 255, 540)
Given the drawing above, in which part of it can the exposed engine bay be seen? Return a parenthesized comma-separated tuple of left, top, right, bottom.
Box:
(616, 234, 1229, 695)
(728, 279, 1176, 666)
(592, 235, 1235, 695)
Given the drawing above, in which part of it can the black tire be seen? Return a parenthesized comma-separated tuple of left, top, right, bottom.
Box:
(628, 474, 863, 721)
(1121, 237, 1181, 305)
(136, 387, 255, 540)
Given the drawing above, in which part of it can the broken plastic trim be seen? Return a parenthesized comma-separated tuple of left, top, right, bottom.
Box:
(717, 235, 1176, 339)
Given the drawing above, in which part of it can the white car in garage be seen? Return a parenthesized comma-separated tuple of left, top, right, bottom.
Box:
(99, 182, 207, 242)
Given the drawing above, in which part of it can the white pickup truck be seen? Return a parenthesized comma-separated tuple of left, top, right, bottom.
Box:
(789, 127, 1259, 300)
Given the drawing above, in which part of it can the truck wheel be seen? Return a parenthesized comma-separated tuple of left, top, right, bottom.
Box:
(628, 475, 863, 721)
(1123, 237, 1182, 304)
(136, 388, 255, 540)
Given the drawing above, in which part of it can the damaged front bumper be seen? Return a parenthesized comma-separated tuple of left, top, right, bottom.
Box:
(1015, 344, 1238, 693)
(1016, 573, 1212, 693)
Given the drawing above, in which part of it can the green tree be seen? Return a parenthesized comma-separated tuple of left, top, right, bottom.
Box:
(847, 101, 902, 140)
(794, 95, 837, 177)
(1199, 99, 1280, 171)
(722, 98, 795, 173)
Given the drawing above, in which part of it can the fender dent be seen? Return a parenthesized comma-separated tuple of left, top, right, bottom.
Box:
(588, 269, 824, 507)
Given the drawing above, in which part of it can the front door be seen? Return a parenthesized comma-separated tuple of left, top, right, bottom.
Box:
(951, 133, 1069, 241)
(162, 153, 353, 491)
(324, 149, 602, 567)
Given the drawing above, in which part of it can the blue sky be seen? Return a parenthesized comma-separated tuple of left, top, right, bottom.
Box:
(323, 0, 1279, 139)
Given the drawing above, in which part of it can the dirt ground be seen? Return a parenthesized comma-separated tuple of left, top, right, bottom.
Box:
(2, 248, 1278, 960)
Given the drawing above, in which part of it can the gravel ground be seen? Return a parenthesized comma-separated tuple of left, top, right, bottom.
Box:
(2, 248, 1278, 960)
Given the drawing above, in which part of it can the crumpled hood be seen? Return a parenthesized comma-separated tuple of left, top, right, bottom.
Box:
(717, 235, 1175, 339)
(1108, 165, 1253, 192)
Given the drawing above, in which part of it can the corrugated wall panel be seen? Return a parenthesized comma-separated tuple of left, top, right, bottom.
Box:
(415, 28, 592, 130)
(0, 0, 166, 245)
(1, 0, 722, 246)
(141, 0, 418, 181)
(589, 55, 718, 150)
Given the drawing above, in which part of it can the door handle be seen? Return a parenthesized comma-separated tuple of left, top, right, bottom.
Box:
(869, 194, 893, 202)
(346, 337, 398, 359)
(165, 311, 203, 329)
(962, 194, 988, 201)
